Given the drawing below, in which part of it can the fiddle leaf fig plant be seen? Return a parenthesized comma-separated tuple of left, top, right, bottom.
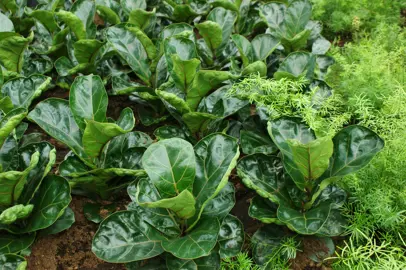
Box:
(28, 74, 151, 197)
(238, 117, 384, 239)
(92, 133, 244, 265)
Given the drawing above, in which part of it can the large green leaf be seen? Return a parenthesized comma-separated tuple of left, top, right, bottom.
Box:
(251, 34, 279, 61)
(188, 134, 239, 230)
(70, 75, 108, 131)
(218, 215, 244, 258)
(82, 107, 135, 158)
(166, 251, 221, 270)
(92, 210, 166, 263)
(207, 7, 237, 51)
(287, 137, 333, 181)
(0, 32, 33, 73)
(195, 21, 222, 52)
(0, 204, 33, 225)
(0, 254, 26, 270)
(251, 225, 285, 265)
(274, 52, 316, 80)
(136, 178, 196, 219)
(40, 207, 75, 235)
(1, 75, 51, 109)
(70, 0, 96, 38)
(99, 131, 152, 169)
(268, 117, 316, 191)
(106, 25, 151, 85)
(259, 3, 286, 32)
(170, 55, 200, 92)
(182, 112, 220, 134)
(240, 130, 277, 155)
(237, 154, 290, 204)
(231, 34, 253, 67)
(164, 35, 197, 72)
(73, 39, 104, 64)
(21, 175, 71, 233)
(0, 12, 14, 32)
(121, 0, 146, 14)
(248, 196, 280, 224)
(187, 70, 235, 110)
(28, 98, 92, 166)
(128, 9, 155, 30)
(0, 108, 27, 148)
(17, 142, 56, 204)
(0, 152, 39, 206)
(142, 138, 196, 198)
(322, 126, 384, 178)
(282, 1, 312, 38)
(201, 182, 235, 220)
(127, 181, 181, 238)
(0, 233, 35, 254)
(56, 10, 87, 40)
(162, 217, 220, 259)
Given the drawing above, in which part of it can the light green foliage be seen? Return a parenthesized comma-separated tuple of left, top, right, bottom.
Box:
(310, 0, 406, 37)
(228, 74, 350, 136)
(220, 252, 261, 270)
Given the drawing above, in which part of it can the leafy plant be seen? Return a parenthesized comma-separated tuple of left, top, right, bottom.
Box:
(28, 74, 152, 198)
(237, 117, 383, 264)
(221, 252, 261, 270)
(92, 133, 244, 267)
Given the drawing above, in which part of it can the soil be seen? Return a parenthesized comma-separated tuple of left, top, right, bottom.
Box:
(27, 196, 127, 270)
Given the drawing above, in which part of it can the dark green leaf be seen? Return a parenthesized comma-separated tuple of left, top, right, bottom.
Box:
(231, 34, 253, 67)
(274, 52, 316, 80)
(251, 34, 279, 61)
(251, 225, 285, 265)
(218, 215, 244, 258)
(202, 182, 235, 220)
(196, 21, 223, 52)
(0, 254, 26, 269)
(40, 207, 75, 235)
(0, 32, 33, 73)
(240, 130, 277, 155)
(0, 233, 35, 254)
(248, 196, 280, 224)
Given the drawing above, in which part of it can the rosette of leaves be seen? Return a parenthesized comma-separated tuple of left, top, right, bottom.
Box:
(259, 0, 331, 54)
(92, 133, 244, 267)
(238, 117, 384, 240)
(0, 115, 72, 268)
(28, 74, 152, 198)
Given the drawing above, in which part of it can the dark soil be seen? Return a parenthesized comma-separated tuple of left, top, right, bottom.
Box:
(290, 237, 333, 270)
(27, 196, 127, 270)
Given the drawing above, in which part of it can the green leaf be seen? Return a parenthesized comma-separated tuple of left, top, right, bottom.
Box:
(240, 130, 277, 155)
(154, 125, 187, 141)
(70, 75, 108, 131)
(54, 56, 90, 77)
(73, 39, 104, 64)
(0, 32, 33, 73)
(137, 178, 196, 219)
(218, 215, 244, 258)
(187, 70, 235, 110)
(252, 34, 279, 61)
(156, 89, 191, 115)
(0, 12, 14, 32)
(166, 251, 221, 270)
(21, 175, 71, 233)
(70, 0, 96, 39)
(188, 133, 239, 230)
(248, 196, 280, 224)
(195, 21, 223, 52)
(268, 117, 316, 191)
(39, 207, 75, 235)
(96, 5, 121, 25)
(0, 152, 39, 206)
(1, 75, 51, 109)
(162, 217, 220, 259)
(142, 138, 196, 198)
(128, 8, 155, 30)
(28, 98, 92, 166)
(99, 131, 152, 169)
(25, 9, 58, 33)
(0, 204, 33, 225)
(56, 10, 87, 40)
(287, 136, 333, 181)
(274, 52, 316, 80)
(231, 34, 253, 67)
(241, 61, 267, 77)
(0, 254, 26, 270)
(127, 181, 181, 238)
(322, 126, 384, 178)
(92, 210, 166, 263)
(282, 1, 312, 38)
(202, 182, 235, 220)
(160, 23, 194, 40)
(120, 0, 146, 15)
(18, 142, 56, 204)
(127, 26, 157, 60)
(106, 25, 151, 85)
(170, 55, 200, 92)
(172, 5, 198, 22)
(259, 3, 286, 31)
(82, 107, 135, 158)
(0, 108, 27, 148)
(182, 112, 220, 134)
(164, 35, 197, 72)
(0, 233, 35, 254)
(207, 7, 237, 51)
(237, 154, 290, 203)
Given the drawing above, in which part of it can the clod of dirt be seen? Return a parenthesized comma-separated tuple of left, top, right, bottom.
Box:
(290, 237, 333, 270)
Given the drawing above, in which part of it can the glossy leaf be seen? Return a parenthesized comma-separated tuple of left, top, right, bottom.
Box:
(207, 7, 237, 51)
(70, 75, 108, 130)
(0, 32, 33, 73)
(188, 134, 239, 230)
(40, 207, 75, 235)
(106, 25, 151, 85)
(274, 52, 316, 80)
(56, 10, 87, 40)
(28, 99, 91, 166)
(240, 130, 277, 155)
(21, 175, 71, 233)
(92, 210, 166, 263)
(154, 126, 187, 141)
(82, 107, 135, 158)
(196, 21, 222, 52)
(73, 39, 104, 64)
(70, 0, 96, 38)
(1, 75, 51, 109)
(231, 34, 253, 67)
(218, 215, 244, 258)
(0, 12, 14, 32)
(0, 204, 33, 225)
(182, 112, 219, 134)
(137, 178, 196, 219)
(0, 233, 35, 254)
(142, 138, 196, 198)
(251, 34, 279, 61)
(0, 108, 27, 148)
(249, 196, 280, 224)
(0, 254, 26, 270)
(162, 217, 220, 259)
(171, 55, 200, 92)
(251, 225, 285, 265)
(128, 8, 155, 30)
(202, 182, 235, 220)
